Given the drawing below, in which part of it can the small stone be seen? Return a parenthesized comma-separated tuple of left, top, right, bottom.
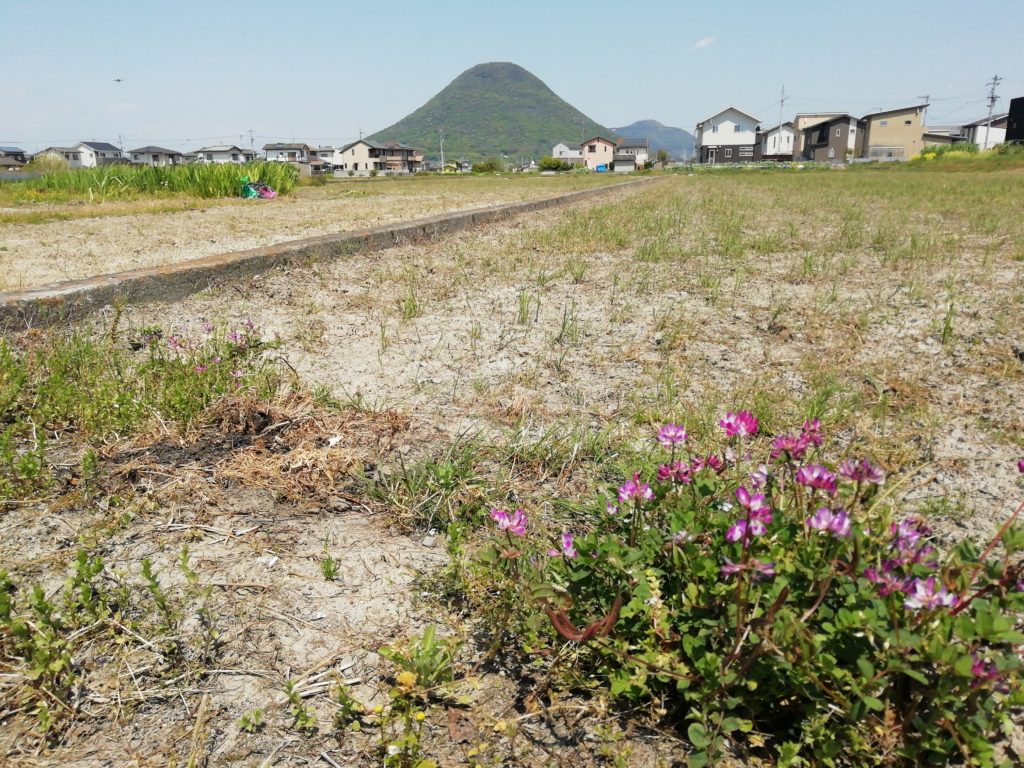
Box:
(421, 534, 437, 548)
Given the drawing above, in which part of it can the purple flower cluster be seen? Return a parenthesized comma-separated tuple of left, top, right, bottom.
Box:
(838, 459, 885, 485)
(796, 464, 838, 495)
(863, 518, 950, 608)
(725, 487, 773, 545)
(619, 472, 654, 504)
(657, 461, 692, 485)
(547, 532, 577, 558)
(719, 411, 759, 439)
(691, 454, 725, 474)
(770, 419, 824, 461)
(491, 508, 527, 537)
(657, 423, 688, 448)
(806, 507, 852, 538)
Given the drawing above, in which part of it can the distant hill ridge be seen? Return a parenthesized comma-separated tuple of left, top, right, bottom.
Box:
(367, 62, 612, 161)
(611, 119, 695, 160)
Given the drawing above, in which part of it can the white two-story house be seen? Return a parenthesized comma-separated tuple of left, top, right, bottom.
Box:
(67, 141, 124, 168)
(552, 142, 582, 164)
(694, 107, 762, 164)
(263, 143, 313, 162)
(760, 123, 795, 161)
(192, 145, 257, 164)
(128, 146, 183, 167)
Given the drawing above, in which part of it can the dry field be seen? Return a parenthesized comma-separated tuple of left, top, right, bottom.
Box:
(0, 174, 629, 292)
(2, 168, 1024, 766)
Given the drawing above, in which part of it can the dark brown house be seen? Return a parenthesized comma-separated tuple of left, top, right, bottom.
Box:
(802, 115, 865, 163)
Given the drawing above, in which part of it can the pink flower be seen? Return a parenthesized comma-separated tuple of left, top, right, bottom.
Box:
(750, 559, 777, 579)
(903, 576, 957, 610)
(657, 423, 688, 447)
(618, 472, 654, 504)
(864, 568, 909, 597)
(736, 486, 769, 513)
(806, 507, 852, 538)
(720, 557, 744, 576)
(838, 459, 885, 485)
(719, 410, 759, 439)
(605, 501, 619, 516)
(795, 464, 837, 495)
(749, 464, 770, 489)
(726, 520, 749, 543)
(801, 418, 823, 447)
(1018, 458, 1024, 473)
(770, 434, 807, 461)
(672, 530, 692, 545)
(548, 532, 577, 558)
(491, 507, 527, 537)
(657, 461, 692, 484)
(194, 364, 208, 374)
(691, 454, 725, 474)
(202, 322, 214, 334)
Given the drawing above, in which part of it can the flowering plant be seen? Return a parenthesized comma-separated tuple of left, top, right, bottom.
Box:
(477, 413, 1024, 767)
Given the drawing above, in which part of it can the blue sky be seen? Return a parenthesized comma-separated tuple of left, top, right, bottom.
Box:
(4, 0, 1022, 154)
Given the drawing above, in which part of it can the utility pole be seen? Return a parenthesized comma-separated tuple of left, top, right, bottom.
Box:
(248, 128, 255, 153)
(775, 85, 789, 159)
(358, 126, 363, 140)
(438, 128, 445, 168)
(916, 95, 930, 127)
(982, 75, 1002, 150)
(117, 134, 124, 151)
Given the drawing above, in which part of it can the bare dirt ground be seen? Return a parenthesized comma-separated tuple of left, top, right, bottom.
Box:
(3, 170, 1023, 765)
(0, 175, 627, 292)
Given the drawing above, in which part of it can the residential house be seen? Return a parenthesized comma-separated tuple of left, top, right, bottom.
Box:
(792, 113, 847, 160)
(613, 153, 637, 172)
(861, 104, 928, 160)
(34, 146, 74, 163)
(0, 156, 25, 172)
(192, 145, 257, 164)
(313, 146, 346, 168)
(694, 107, 761, 164)
(801, 115, 864, 164)
(616, 138, 649, 167)
(1007, 96, 1024, 143)
(552, 142, 582, 165)
(332, 140, 422, 176)
(580, 136, 616, 170)
(0, 146, 28, 164)
(65, 141, 124, 168)
(127, 146, 183, 167)
(961, 114, 1008, 150)
(263, 143, 313, 162)
(760, 123, 795, 161)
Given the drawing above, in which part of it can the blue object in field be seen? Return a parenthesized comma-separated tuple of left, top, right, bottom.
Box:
(595, 164, 608, 172)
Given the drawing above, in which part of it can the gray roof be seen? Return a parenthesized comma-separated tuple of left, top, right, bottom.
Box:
(0, 146, 25, 154)
(80, 141, 122, 152)
(263, 143, 312, 151)
(0, 156, 26, 166)
(128, 146, 182, 155)
(618, 138, 649, 149)
(963, 113, 1009, 128)
(194, 145, 249, 153)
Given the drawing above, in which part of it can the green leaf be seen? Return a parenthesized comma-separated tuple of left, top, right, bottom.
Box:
(687, 723, 711, 749)
(863, 696, 885, 712)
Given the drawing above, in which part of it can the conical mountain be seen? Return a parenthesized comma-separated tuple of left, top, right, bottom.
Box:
(611, 119, 695, 160)
(367, 62, 612, 162)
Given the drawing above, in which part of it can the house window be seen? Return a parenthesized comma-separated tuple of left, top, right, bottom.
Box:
(724, 148, 732, 158)
(828, 148, 835, 158)
(904, 120, 912, 125)
(835, 127, 841, 137)
(133, 154, 140, 160)
(206, 153, 213, 161)
(734, 124, 742, 132)
(739, 147, 753, 156)
(880, 120, 889, 126)
(712, 125, 719, 133)
(232, 154, 239, 161)
(588, 144, 596, 152)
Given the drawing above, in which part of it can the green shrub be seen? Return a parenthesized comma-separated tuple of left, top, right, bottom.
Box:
(476, 414, 1024, 766)
(539, 156, 571, 172)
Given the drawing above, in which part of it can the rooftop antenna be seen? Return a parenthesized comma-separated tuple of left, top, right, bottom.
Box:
(916, 94, 930, 126)
(359, 126, 363, 140)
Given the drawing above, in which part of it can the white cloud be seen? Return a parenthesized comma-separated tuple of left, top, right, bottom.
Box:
(693, 37, 717, 50)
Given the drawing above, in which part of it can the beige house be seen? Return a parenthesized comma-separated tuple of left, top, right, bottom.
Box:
(861, 104, 928, 160)
(580, 136, 615, 170)
(333, 140, 422, 176)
